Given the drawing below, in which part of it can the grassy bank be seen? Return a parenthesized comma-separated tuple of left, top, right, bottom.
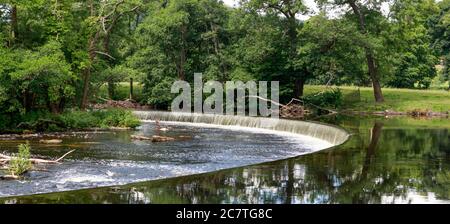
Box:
(304, 85, 450, 113)
(97, 82, 449, 113)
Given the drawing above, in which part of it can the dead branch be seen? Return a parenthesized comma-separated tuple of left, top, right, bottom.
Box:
(0, 150, 76, 180)
(247, 95, 338, 118)
(286, 98, 338, 114)
(0, 149, 76, 166)
(247, 95, 309, 118)
(54, 149, 76, 163)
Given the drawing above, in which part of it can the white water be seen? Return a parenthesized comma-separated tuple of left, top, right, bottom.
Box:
(134, 111, 349, 146)
(141, 120, 334, 150)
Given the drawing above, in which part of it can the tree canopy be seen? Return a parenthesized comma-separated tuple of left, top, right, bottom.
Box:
(0, 0, 447, 113)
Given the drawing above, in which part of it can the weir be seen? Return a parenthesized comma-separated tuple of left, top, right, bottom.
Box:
(133, 111, 349, 146)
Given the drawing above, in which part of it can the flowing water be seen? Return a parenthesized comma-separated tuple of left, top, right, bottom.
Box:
(0, 120, 333, 198)
(0, 114, 449, 204)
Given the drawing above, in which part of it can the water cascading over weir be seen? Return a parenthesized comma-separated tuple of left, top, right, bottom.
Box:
(133, 111, 349, 146)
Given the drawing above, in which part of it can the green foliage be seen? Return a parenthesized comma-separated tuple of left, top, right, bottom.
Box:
(59, 109, 141, 130)
(296, 14, 366, 86)
(0, 0, 449, 115)
(13, 40, 75, 101)
(429, 0, 450, 89)
(302, 88, 343, 109)
(93, 109, 141, 128)
(10, 109, 141, 132)
(8, 142, 32, 176)
(386, 0, 438, 89)
(58, 110, 100, 130)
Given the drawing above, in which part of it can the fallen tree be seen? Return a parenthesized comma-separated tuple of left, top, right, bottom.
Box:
(0, 150, 75, 165)
(0, 144, 75, 180)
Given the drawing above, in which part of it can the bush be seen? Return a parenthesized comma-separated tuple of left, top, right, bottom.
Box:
(302, 88, 343, 109)
(93, 109, 140, 128)
(58, 110, 100, 129)
(8, 142, 32, 176)
(13, 109, 140, 132)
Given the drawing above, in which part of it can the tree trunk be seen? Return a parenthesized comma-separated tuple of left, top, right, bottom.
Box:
(80, 1, 96, 109)
(294, 77, 305, 98)
(285, 160, 295, 204)
(80, 63, 92, 109)
(366, 52, 384, 102)
(108, 80, 115, 99)
(178, 24, 187, 80)
(348, 1, 384, 102)
(103, 29, 115, 100)
(80, 27, 101, 109)
(10, 5, 18, 44)
(129, 78, 134, 100)
(210, 22, 227, 82)
(23, 91, 33, 113)
(361, 121, 383, 179)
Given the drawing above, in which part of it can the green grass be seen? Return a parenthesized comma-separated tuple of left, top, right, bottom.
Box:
(304, 85, 450, 113)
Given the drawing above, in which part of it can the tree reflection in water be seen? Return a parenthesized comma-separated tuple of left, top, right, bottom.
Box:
(1, 116, 449, 204)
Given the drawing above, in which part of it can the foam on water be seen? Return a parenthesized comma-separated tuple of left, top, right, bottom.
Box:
(142, 120, 334, 151)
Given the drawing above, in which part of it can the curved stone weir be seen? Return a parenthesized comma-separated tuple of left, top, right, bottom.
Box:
(0, 112, 349, 198)
(133, 111, 349, 146)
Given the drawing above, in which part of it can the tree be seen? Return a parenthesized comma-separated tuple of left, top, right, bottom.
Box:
(317, 0, 386, 102)
(79, 0, 141, 109)
(11, 40, 75, 113)
(429, 0, 450, 89)
(387, 0, 438, 89)
(241, 0, 310, 97)
(296, 14, 366, 87)
(130, 0, 232, 107)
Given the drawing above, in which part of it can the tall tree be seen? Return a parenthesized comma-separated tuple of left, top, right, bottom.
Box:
(80, 0, 140, 109)
(387, 0, 438, 89)
(317, 0, 386, 102)
(429, 0, 450, 89)
(241, 0, 310, 97)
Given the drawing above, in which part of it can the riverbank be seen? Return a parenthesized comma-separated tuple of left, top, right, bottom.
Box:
(100, 83, 449, 115)
(304, 85, 450, 115)
(0, 109, 140, 134)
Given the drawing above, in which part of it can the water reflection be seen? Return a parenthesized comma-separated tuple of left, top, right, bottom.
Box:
(1, 116, 449, 204)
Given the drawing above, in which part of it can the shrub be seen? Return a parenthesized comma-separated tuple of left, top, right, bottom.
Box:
(94, 109, 140, 128)
(10, 109, 140, 132)
(58, 110, 100, 129)
(8, 142, 32, 176)
(302, 88, 343, 109)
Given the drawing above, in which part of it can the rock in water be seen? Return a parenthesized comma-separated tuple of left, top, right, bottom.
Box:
(39, 139, 63, 144)
(151, 135, 175, 142)
(130, 135, 153, 140)
(131, 134, 175, 142)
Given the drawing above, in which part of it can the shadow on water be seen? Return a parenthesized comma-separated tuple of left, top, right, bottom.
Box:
(0, 115, 449, 204)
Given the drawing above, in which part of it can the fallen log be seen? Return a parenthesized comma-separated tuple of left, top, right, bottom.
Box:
(151, 135, 175, 142)
(0, 149, 75, 165)
(39, 139, 63, 144)
(131, 135, 153, 140)
(0, 175, 19, 180)
(130, 134, 175, 142)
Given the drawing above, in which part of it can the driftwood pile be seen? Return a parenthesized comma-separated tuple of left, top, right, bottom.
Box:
(280, 99, 309, 118)
(91, 98, 150, 110)
(247, 96, 309, 118)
